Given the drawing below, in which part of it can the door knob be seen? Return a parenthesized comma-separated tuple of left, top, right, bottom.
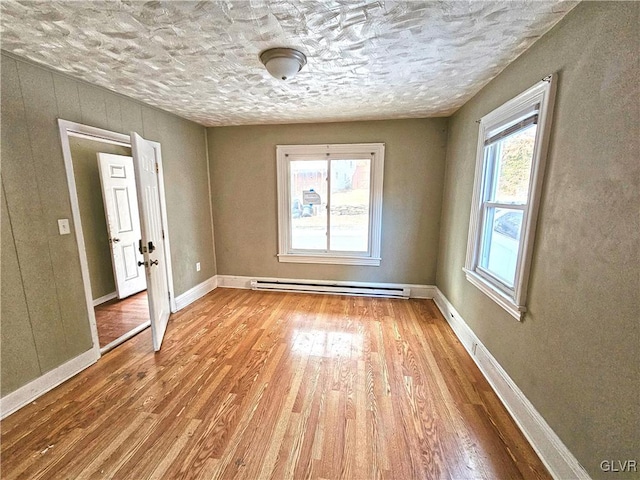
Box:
(137, 261, 147, 267)
(111, 237, 120, 243)
(149, 259, 159, 266)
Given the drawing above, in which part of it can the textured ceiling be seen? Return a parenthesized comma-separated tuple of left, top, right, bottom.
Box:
(1, 1, 577, 127)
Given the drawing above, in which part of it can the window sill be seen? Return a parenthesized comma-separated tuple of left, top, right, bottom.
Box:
(278, 254, 381, 266)
(463, 269, 525, 321)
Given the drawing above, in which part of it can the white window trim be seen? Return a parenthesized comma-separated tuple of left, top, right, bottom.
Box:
(464, 75, 557, 320)
(277, 143, 385, 266)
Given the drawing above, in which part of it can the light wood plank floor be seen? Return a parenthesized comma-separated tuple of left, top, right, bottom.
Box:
(1, 289, 550, 479)
(94, 291, 150, 348)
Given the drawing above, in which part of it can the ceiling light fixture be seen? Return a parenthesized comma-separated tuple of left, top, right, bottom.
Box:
(260, 48, 307, 81)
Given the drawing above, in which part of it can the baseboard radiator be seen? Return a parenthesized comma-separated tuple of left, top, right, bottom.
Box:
(250, 279, 410, 299)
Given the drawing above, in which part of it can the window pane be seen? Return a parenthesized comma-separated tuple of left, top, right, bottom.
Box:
(329, 159, 370, 252)
(490, 124, 537, 204)
(290, 160, 327, 250)
(479, 207, 523, 287)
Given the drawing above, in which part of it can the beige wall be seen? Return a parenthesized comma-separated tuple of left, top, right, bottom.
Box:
(69, 137, 131, 300)
(208, 119, 447, 284)
(0, 52, 215, 396)
(436, 3, 639, 478)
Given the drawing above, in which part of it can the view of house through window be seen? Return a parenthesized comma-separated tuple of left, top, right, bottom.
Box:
(277, 143, 384, 265)
(290, 159, 371, 252)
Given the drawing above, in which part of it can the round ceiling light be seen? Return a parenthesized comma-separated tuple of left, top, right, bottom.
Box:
(259, 48, 307, 81)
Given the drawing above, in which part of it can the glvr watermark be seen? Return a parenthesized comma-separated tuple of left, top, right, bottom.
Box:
(600, 460, 637, 473)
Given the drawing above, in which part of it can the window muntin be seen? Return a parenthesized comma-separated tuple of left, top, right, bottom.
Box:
(464, 76, 556, 320)
(277, 144, 384, 266)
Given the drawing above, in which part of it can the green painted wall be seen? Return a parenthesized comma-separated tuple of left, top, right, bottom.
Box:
(69, 137, 131, 300)
(2, 3, 637, 472)
(0, 53, 216, 396)
(1, 189, 42, 396)
(208, 119, 448, 285)
(436, 3, 639, 478)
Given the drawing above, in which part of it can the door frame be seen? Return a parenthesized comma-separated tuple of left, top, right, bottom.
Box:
(58, 119, 176, 358)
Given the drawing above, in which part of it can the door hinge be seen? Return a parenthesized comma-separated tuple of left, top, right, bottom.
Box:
(162, 229, 165, 239)
(155, 162, 159, 174)
(168, 291, 171, 302)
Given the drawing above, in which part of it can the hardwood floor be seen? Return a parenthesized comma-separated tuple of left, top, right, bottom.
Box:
(94, 291, 150, 348)
(1, 289, 550, 479)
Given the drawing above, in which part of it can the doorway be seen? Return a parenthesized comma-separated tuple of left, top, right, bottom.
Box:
(59, 120, 175, 358)
(67, 135, 150, 352)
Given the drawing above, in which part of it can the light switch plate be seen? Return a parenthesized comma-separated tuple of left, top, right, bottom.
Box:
(58, 219, 71, 235)
(196, 262, 201, 272)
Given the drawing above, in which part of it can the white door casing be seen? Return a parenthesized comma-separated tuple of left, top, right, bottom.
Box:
(97, 153, 147, 299)
(130, 132, 171, 351)
(58, 119, 176, 359)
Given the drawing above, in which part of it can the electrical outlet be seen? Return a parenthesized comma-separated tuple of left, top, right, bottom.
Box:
(57, 219, 71, 235)
(196, 262, 201, 272)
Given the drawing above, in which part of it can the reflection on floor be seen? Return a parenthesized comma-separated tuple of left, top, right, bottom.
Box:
(0, 289, 551, 479)
(94, 291, 150, 348)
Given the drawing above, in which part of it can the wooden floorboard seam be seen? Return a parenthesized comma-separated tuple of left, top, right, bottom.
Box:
(1, 289, 550, 480)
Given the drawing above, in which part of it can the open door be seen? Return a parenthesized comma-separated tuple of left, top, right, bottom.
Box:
(97, 153, 147, 299)
(131, 132, 171, 351)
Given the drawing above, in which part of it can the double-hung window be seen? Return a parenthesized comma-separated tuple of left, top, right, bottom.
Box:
(277, 143, 384, 265)
(464, 76, 556, 320)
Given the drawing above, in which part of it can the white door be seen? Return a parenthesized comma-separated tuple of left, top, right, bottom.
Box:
(130, 132, 171, 351)
(97, 153, 147, 299)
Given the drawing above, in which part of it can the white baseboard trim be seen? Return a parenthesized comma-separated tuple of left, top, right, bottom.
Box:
(216, 275, 435, 299)
(0, 348, 98, 420)
(92, 291, 117, 306)
(174, 276, 218, 311)
(432, 288, 590, 480)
